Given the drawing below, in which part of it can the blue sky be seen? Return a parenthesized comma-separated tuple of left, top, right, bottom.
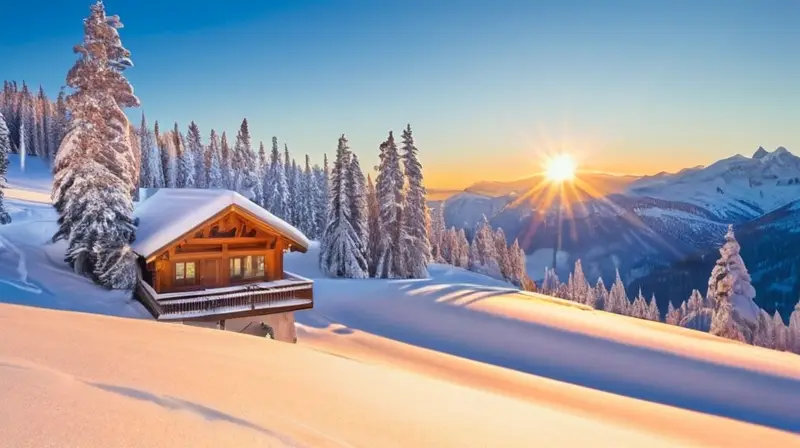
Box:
(2, 0, 800, 188)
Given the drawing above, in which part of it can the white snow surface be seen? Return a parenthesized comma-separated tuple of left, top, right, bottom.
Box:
(3, 159, 800, 446)
(132, 188, 311, 258)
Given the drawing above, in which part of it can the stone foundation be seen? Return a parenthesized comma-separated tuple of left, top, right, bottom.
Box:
(183, 311, 298, 343)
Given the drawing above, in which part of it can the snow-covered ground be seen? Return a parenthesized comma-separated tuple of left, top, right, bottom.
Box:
(2, 154, 800, 446)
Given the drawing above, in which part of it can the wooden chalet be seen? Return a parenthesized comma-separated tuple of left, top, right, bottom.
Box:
(131, 188, 313, 329)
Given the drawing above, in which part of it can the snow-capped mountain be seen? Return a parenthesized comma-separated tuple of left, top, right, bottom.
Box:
(435, 147, 800, 312)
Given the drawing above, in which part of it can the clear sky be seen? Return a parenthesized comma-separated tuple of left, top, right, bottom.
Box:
(2, 0, 800, 188)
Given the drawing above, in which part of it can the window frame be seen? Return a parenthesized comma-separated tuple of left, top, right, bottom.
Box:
(229, 255, 266, 281)
(174, 261, 198, 286)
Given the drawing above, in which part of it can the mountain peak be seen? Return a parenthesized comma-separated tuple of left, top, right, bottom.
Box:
(774, 146, 789, 155)
(753, 146, 769, 159)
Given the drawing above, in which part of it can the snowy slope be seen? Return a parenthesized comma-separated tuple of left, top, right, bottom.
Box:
(3, 155, 800, 445)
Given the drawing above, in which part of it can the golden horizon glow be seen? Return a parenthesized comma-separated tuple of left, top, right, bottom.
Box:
(545, 154, 577, 182)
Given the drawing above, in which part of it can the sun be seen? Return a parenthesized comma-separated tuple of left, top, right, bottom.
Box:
(545, 154, 577, 182)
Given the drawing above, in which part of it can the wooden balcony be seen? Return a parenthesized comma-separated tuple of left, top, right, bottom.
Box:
(135, 272, 314, 322)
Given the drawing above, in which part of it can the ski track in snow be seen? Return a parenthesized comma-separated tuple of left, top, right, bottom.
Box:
(0, 234, 42, 295)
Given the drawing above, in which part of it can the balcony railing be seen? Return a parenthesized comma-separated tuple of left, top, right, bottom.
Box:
(135, 271, 313, 321)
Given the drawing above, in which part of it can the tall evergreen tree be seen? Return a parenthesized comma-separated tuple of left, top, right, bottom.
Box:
(375, 131, 407, 278)
(313, 154, 330, 239)
(468, 216, 502, 279)
(220, 131, 232, 189)
(299, 154, 317, 238)
(709, 225, 759, 343)
(400, 124, 431, 277)
(174, 123, 193, 188)
(264, 136, 289, 219)
(0, 112, 11, 224)
(187, 121, 205, 188)
(138, 113, 163, 188)
(366, 174, 381, 276)
(232, 119, 257, 198)
(51, 1, 140, 288)
(255, 142, 267, 206)
(348, 153, 369, 262)
(207, 130, 224, 188)
(319, 135, 368, 278)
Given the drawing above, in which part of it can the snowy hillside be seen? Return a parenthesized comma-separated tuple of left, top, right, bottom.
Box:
(3, 155, 800, 445)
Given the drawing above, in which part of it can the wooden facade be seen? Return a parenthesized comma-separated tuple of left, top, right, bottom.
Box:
(134, 203, 313, 323)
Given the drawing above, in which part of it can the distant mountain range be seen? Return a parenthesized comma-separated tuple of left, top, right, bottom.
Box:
(428, 146, 800, 320)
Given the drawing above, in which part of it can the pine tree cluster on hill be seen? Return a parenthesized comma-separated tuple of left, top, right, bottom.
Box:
(320, 126, 432, 279)
(0, 80, 69, 166)
(135, 117, 331, 241)
(428, 206, 535, 290)
(51, 1, 140, 289)
(542, 225, 800, 356)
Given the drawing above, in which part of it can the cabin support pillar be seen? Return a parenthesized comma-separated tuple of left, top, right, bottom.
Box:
(216, 320, 226, 330)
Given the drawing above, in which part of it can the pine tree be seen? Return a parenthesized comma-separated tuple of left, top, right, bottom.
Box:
(592, 278, 608, 310)
(0, 112, 11, 224)
(175, 124, 193, 188)
(375, 131, 407, 278)
(138, 113, 163, 188)
(319, 134, 368, 278)
(456, 228, 470, 268)
(493, 228, 512, 281)
(299, 154, 317, 237)
(187, 121, 205, 188)
(665, 301, 682, 325)
(542, 267, 561, 296)
(468, 216, 503, 280)
(605, 269, 629, 315)
(220, 131, 232, 189)
(631, 289, 648, 319)
(160, 132, 179, 188)
(571, 259, 590, 304)
(51, 1, 140, 288)
(400, 124, 431, 277)
(255, 142, 267, 206)
(312, 157, 329, 239)
(789, 300, 800, 354)
(647, 294, 660, 321)
(232, 119, 257, 199)
(207, 130, 224, 188)
(429, 204, 446, 262)
(365, 175, 380, 276)
(265, 136, 289, 219)
(348, 153, 369, 264)
(773, 312, 788, 351)
(709, 225, 759, 342)
(753, 309, 775, 349)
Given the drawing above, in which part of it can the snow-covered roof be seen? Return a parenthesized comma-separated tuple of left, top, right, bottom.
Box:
(132, 188, 310, 258)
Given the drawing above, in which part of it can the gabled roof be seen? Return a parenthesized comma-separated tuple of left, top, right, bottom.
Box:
(132, 188, 310, 259)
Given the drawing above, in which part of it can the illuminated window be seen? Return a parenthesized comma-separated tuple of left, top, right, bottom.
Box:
(174, 262, 196, 286)
(230, 255, 265, 280)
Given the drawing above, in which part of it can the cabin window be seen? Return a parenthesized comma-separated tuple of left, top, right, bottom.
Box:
(230, 255, 266, 280)
(174, 261, 197, 286)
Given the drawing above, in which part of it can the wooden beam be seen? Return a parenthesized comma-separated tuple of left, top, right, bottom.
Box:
(184, 237, 270, 245)
(169, 251, 224, 262)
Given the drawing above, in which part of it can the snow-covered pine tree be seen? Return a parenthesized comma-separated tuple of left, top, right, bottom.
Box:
(312, 161, 327, 239)
(347, 153, 369, 265)
(468, 216, 503, 280)
(508, 238, 532, 289)
(440, 227, 455, 265)
(665, 300, 682, 325)
(139, 113, 163, 188)
(51, 1, 140, 288)
(647, 294, 660, 321)
(541, 267, 560, 296)
(207, 130, 224, 189)
(493, 228, 512, 281)
(605, 269, 629, 315)
(710, 274, 747, 343)
(187, 121, 205, 188)
(366, 174, 380, 276)
(265, 136, 289, 219)
(255, 142, 267, 206)
(592, 278, 608, 310)
(299, 154, 317, 237)
(631, 289, 648, 319)
(319, 134, 368, 278)
(687, 288, 705, 313)
(174, 123, 193, 188)
(220, 131, 232, 189)
(400, 124, 431, 277)
(375, 131, 407, 278)
(0, 112, 11, 224)
(571, 259, 590, 304)
(789, 300, 800, 354)
(160, 132, 179, 188)
(456, 228, 470, 268)
(290, 157, 301, 226)
(753, 309, 775, 349)
(232, 119, 257, 199)
(429, 204, 446, 262)
(773, 311, 788, 352)
(708, 225, 759, 342)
